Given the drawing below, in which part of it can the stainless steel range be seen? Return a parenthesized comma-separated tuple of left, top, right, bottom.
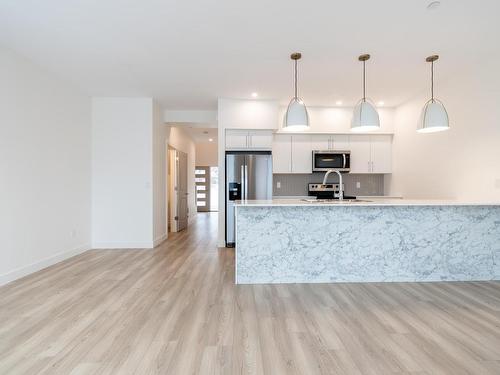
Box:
(307, 183, 356, 200)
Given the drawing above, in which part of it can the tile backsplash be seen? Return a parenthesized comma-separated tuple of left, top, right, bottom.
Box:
(273, 173, 385, 197)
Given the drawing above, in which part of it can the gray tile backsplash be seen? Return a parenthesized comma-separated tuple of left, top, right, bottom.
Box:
(273, 173, 385, 197)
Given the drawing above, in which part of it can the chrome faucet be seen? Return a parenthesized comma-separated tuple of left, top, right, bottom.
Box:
(322, 169, 344, 200)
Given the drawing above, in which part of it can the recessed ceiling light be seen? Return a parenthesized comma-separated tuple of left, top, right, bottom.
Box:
(377, 101, 385, 106)
(427, 1, 441, 10)
(335, 101, 343, 106)
(251, 92, 258, 98)
(208, 138, 213, 142)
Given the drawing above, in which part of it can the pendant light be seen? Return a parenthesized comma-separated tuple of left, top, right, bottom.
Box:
(284, 52, 309, 130)
(351, 54, 380, 132)
(418, 55, 449, 133)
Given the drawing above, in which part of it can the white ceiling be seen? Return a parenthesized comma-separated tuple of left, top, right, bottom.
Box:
(1, 0, 499, 109)
(172, 125, 217, 144)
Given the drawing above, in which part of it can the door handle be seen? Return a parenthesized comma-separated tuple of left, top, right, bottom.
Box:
(244, 165, 248, 199)
(240, 165, 245, 198)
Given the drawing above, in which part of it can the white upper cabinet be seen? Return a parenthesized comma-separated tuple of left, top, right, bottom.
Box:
(331, 135, 350, 150)
(226, 129, 273, 150)
(349, 135, 372, 173)
(310, 134, 331, 151)
(310, 134, 350, 151)
(247, 130, 273, 150)
(349, 135, 392, 173)
(370, 135, 392, 173)
(291, 135, 312, 174)
(225, 130, 249, 149)
(272, 134, 292, 173)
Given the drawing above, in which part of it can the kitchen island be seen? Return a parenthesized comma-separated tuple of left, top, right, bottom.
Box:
(234, 199, 500, 284)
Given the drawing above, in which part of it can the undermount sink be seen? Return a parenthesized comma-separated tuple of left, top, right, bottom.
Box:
(301, 198, 372, 204)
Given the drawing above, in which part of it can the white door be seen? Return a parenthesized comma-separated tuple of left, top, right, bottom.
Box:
(248, 130, 273, 150)
(291, 134, 312, 173)
(331, 135, 350, 150)
(272, 134, 292, 173)
(349, 135, 372, 173)
(176, 150, 189, 231)
(310, 134, 331, 151)
(370, 135, 392, 173)
(225, 130, 248, 150)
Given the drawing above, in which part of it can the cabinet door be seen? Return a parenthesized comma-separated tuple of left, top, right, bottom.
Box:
(370, 135, 392, 173)
(310, 134, 331, 151)
(272, 134, 292, 173)
(248, 130, 273, 150)
(225, 130, 248, 150)
(291, 134, 312, 173)
(349, 135, 371, 173)
(331, 135, 350, 150)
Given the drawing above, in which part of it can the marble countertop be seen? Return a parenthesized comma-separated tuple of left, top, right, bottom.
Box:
(235, 197, 500, 207)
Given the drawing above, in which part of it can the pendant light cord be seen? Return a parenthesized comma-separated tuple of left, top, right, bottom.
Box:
(431, 60, 434, 101)
(362, 60, 366, 101)
(294, 59, 298, 99)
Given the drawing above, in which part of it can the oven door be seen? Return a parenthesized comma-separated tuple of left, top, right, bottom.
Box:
(312, 151, 350, 172)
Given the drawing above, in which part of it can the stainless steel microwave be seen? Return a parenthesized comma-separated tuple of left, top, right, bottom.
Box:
(312, 150, 351, 172)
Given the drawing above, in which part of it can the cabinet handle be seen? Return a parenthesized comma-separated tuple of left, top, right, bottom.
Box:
(371, 161, 374, 172)
(368, 161, 370, 172)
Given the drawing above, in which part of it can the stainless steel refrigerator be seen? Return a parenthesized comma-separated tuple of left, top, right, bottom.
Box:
(225, 151, 272, 247)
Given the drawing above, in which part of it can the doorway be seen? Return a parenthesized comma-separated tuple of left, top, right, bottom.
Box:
(196, 166, 218, 212)
(169, 148, 189, 232)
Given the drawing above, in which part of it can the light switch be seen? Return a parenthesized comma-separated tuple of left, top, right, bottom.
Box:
(495, 179, 500, 189)
(356, 182, 361, 189)
(276, 181, 281, 189)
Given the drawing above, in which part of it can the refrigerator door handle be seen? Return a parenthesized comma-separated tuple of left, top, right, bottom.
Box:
(244, 165, 248, 200)
(240, 165, 245, 199)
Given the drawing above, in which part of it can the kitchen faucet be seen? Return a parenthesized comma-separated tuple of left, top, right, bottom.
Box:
(322, 170, 344, 200)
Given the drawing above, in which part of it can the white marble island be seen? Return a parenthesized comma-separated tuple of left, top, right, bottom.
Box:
(234, 198, 500, 284)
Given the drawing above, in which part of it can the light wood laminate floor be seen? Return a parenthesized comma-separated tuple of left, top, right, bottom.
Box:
(1, 213, 500, 374)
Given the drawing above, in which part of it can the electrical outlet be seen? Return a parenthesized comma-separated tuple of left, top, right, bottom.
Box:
(276, 181, 281, 189)
(356, 182, 361, 189)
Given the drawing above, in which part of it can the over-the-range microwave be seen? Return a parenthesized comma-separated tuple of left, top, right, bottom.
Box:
(312, 150, 351, 172)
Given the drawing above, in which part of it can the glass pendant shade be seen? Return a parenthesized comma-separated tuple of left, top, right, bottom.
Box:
(284, 52, 309, 130)
(351, 54, 380, 132)
(284, 97, 309, 130)
(418, 55, 449, 133)
(351, 99, 380, 132)
(418, 99, 449, 133)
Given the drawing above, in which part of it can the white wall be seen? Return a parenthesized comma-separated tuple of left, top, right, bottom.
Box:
(91, 98, 155, 248)
(0, 47, 91, 285)
(389, 77, 500, 201)
(153, 101, 168, 245)
(195, 142, 218, 166)
(167, 126, 197, 223)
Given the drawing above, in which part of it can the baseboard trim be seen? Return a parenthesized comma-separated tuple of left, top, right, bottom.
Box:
(0, 243, 91, 286)
(91, 242, 154, 249)
(153, 234, 168, 247)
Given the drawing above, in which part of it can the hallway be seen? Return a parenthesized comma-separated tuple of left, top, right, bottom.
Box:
(1, 213, 500, 374)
